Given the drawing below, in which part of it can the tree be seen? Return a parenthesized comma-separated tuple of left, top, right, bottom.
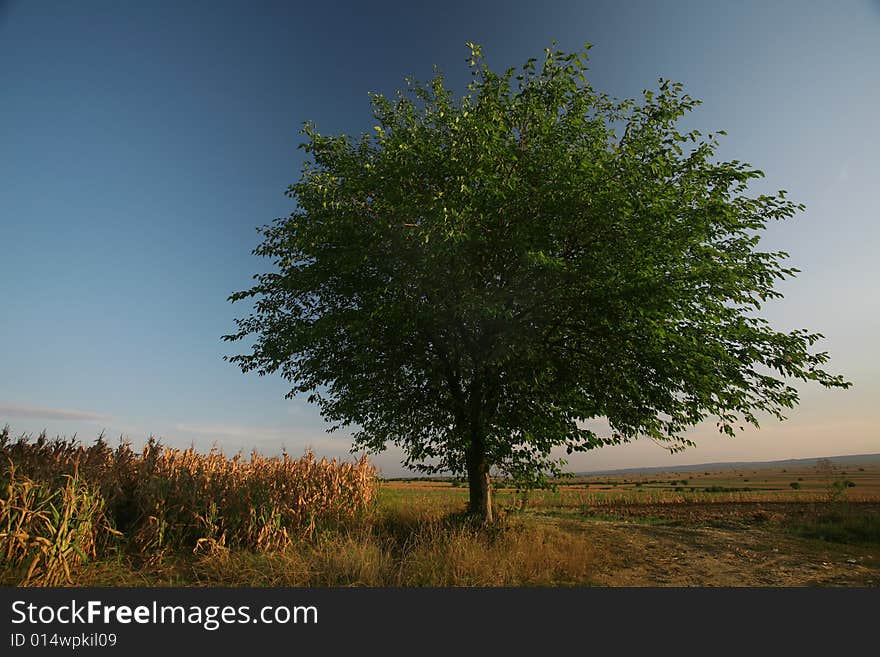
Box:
(224, 43, 850, 522)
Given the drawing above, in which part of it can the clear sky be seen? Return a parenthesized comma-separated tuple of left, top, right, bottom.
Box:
(1, 1, 878, 476)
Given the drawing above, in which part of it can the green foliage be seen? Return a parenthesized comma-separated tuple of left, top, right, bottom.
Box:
(225, 43, 849, 493)
(793, 508, 880, 545)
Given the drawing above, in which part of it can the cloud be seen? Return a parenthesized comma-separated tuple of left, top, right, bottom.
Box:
(0, 403, 110, 422)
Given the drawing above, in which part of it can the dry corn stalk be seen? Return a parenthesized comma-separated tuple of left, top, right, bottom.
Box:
(0, 464, 112, 586)
(2, 428, 378, 557)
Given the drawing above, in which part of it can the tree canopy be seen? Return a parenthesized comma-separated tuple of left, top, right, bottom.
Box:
(224, 43, 849, 521)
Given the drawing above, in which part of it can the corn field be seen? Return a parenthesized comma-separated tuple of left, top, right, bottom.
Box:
(0, 427, 377, 585)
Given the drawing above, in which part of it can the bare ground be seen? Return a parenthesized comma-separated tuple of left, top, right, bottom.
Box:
(544, 502, 880, 586)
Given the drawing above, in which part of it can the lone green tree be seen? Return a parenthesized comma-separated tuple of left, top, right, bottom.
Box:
(225, 44, 849, 522)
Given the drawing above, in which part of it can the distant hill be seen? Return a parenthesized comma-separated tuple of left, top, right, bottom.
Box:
(572, 453, 880, 477)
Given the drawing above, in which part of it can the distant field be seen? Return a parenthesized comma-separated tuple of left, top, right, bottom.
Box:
(384, 458, 880, 504)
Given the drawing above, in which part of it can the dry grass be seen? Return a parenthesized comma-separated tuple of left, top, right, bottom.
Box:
(70, 493, 880, 587)
(76, 511, 597, 587)
(69, 486, 599, 587)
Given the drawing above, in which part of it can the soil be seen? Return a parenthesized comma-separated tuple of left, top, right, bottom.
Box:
(549, 502, 880, 586)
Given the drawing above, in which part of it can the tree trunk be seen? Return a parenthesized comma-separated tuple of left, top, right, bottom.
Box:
(467, 441, 493, 523)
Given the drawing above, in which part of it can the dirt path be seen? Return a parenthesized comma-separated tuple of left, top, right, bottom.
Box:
(543, 503, 880, 586)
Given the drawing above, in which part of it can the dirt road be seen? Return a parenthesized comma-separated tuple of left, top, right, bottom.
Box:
(551, 502, 880, 586)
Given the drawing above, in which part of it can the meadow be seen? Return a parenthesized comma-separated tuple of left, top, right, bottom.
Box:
(2, 428, 878, 587)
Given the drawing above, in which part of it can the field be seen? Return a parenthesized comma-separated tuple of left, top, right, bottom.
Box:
(379, 462, 880, 586)
(2, 430, 879, 587)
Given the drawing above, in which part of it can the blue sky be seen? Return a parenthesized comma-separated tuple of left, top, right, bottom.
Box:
(1, 1, 877, 475)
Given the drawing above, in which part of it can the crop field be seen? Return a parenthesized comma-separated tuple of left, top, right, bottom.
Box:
(0, 429, 376, 586)
(385, 459, 880, 508)
(2, 428, 878, 587)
